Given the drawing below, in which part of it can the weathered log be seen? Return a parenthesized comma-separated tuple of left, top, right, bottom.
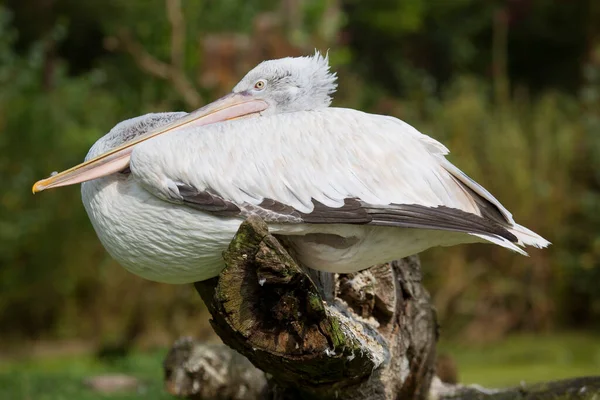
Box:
(430, 376, 600, 400)
(163, 336, 267, 399)
(164, 339, 600, 400)
(192, 216, 438, 399)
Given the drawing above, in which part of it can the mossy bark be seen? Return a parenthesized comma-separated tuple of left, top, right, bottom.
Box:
(193, 216, 437, 399)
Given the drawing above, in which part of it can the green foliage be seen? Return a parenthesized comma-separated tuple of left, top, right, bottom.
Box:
(556, 54, 600, 328)
(439, 333, 600, 387)
(0, 333, 598, 398)
(370, 75, 590, 337)
(0, 350, 172, 400)
(0, 7, 208, 341)
(0, 0, 598, 344)
(0, 8, 116, 337)
(343, 0, 590, 94)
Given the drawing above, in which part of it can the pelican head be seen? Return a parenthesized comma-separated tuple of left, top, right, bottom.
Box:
(232, 51, 337, 115)
(32, 51, 336, 193)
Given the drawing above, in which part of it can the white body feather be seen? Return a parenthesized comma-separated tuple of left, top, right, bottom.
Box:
(82, 108, 549, 283)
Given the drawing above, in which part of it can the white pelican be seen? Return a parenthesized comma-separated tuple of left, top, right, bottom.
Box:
(33, 53, 549, 284)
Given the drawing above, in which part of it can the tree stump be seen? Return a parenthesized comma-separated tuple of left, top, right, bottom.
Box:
(166, 216, 600, 399)
(193, 216, 437, 399)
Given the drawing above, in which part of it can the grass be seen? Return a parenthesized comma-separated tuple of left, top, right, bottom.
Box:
(439, 332, 600, 388)
(0, 333, 598, 399)
(0, 350, 173, 400)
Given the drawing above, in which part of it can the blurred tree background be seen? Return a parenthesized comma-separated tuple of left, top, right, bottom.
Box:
(1, 0, 599, 355)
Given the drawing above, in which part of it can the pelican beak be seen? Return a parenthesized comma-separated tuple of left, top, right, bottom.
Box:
(32, 92, 268, 193)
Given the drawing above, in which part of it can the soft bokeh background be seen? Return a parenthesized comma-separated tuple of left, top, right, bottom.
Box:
(1, 0, 599, 397)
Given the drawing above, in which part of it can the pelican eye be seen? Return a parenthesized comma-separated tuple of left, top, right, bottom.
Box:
(254, 80, 267, 90)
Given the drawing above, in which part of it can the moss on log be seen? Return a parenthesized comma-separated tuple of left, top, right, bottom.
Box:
(193, 216, 438, 399)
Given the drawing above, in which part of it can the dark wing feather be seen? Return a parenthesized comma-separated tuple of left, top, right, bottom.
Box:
(176, 184, 240, 216)
(363, 203, 517, 241)
(300, 199, 371, 224)
(174, 183, 517, 243)
(455, 182, 509, 226)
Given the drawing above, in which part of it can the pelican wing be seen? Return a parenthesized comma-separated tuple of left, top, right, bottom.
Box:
(174, 182, 515, 240)
(129, 108, 547, 251)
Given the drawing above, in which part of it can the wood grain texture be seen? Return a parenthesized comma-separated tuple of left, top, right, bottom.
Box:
(193, 216, 437, 399)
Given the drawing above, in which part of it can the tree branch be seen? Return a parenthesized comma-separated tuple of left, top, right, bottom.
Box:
(166, 0, 185, 70)
(108, 0, 203, 109)
(117, 31, 170, 79)
(430, 376, 600, 400)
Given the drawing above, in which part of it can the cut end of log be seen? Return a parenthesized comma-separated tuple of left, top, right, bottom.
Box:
(195, 217, 380, 393)
(191, 216, 439, 399)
